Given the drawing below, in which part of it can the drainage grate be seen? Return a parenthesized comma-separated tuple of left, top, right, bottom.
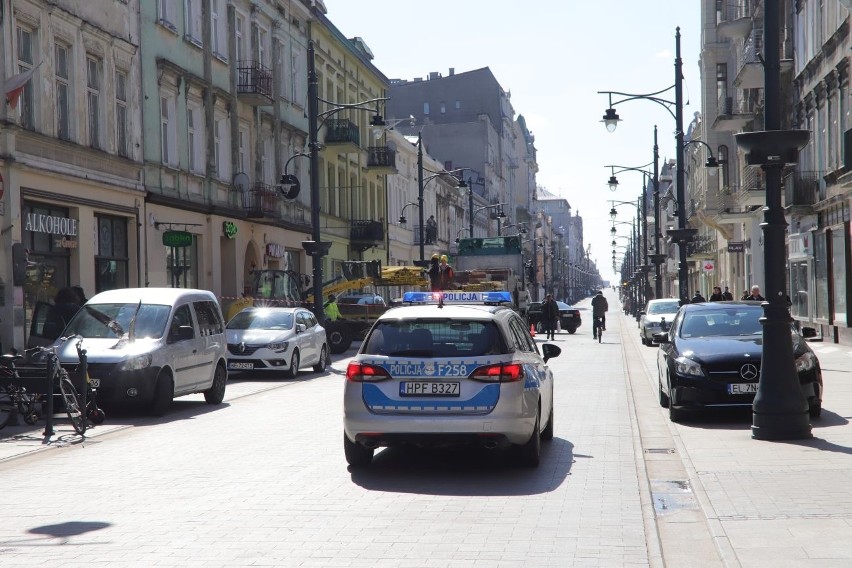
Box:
(645, 448, 676, 454)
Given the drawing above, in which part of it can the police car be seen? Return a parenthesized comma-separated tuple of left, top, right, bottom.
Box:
(343, 291, 561, 467)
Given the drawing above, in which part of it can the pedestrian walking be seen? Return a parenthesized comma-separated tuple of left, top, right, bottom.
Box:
(323, 294, 341, 321)
(542, 294, 559, 341)
(426, 254, 441, 292)
(438, 254, 455, 290)
(691, 291, 707, 303)
(742, 285, 765, 301)
(709, 286, 724, 301)
(722, 286, 734, 301)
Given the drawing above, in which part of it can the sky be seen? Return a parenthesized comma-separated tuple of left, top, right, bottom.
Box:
(323, 0, 703, 284)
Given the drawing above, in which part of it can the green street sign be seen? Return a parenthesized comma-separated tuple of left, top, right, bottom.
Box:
(162, 230, 193, 247)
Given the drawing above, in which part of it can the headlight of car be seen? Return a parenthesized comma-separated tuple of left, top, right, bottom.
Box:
(267, 341, 289, 353)
(120, 353, 152, 371)
(795, 351, 817, 372)
(674, 356, 705, 377)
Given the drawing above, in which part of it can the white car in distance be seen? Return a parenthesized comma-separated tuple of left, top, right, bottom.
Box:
(639, 298, 681, 346)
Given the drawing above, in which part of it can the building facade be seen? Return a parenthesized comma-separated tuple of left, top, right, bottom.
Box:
(1, 0, 144, 351)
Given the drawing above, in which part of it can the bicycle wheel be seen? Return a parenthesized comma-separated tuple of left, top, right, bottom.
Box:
(58, 371, 86, 435)
(0, 385, 14, 429)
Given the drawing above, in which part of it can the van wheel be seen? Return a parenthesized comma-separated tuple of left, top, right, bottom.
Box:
(150, 371, 173, 417)
(204, 364, 227, 405)
(287, 350, 300, 379)
(313, 345, 328, 373)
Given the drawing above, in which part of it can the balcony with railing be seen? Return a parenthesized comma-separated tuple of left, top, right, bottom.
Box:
(716, 0, 753, 39)
(350, 220, 384, 252)
(713, 89, 754, 132)
(324, 118, 360, 153)
(733, 30, 763, 89)
(366, 146, 397, 174)
(236, 61, 273, 105)
(783, 170, 821, 211)
(243, 183, 278, 218)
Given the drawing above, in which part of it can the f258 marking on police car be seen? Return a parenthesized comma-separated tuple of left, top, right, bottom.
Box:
(386, 363, 469, 377)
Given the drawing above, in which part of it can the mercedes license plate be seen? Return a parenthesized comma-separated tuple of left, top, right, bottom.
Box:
(400, 381, 460, 397)
(229, 362, 254, 370)
(728, 383, 758, 395)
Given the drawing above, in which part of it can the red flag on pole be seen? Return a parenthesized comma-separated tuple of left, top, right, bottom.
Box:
(4, 65, 37, 109)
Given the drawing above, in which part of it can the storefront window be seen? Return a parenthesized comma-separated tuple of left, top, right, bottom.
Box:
(95, 215, 129, 293)
(22, 203, 74, 339)
(832, 225, 848, 325)
(166, 237, 198, 288)
(814, 232, 829, 320)
(789, 260, 809, 318)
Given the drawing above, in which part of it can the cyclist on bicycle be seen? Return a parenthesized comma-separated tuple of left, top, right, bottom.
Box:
(591, 290, 609, 339)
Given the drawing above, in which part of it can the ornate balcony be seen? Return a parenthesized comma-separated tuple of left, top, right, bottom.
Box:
(236, 61, 273, 105)
(366, 146, 397, 174)
(324, 119, 360, 153)
(716, 0, 752, 39)
(350, 220, 384, 252)
(243, 183, 278, 218)
(733, 30, 764, 89)
(784, 171, 821, 212)
(712, 90, 754, 132)
(686, 236, 717, 261)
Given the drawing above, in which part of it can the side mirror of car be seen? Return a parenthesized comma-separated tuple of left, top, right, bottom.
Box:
(652, 332, 670, 344)
(296, 323, 307, 333)
(542, 343, 561, 363)
(800, 326, 817, 339)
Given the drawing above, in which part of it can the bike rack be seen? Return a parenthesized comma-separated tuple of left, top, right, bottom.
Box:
(7, 351, 87, 437)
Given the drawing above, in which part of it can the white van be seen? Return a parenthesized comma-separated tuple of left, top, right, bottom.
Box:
(56, 288, 228, 415)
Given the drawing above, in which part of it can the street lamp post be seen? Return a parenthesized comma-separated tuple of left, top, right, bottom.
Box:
(734, 0, 811, 440)
(599, 28, 695, 303)
(306, 40, 387, 316)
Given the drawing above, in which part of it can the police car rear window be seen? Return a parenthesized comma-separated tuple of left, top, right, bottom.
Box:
(363, 320, 507, 357)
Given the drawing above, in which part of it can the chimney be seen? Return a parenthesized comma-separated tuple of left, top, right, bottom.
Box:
(449, 68, 455, 76)
(428, 71, 441, 80)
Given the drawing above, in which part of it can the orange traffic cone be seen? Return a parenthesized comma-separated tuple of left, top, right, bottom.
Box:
(530, 323, 536, 337)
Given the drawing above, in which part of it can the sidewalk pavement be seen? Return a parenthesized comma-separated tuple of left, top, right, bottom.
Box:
(614, 303, 852, 568)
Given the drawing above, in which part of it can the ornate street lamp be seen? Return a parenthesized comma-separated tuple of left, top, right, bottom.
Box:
(306, 40, 387, 316)
(734, 2, 811, 440)
(599, 28, 695, 303)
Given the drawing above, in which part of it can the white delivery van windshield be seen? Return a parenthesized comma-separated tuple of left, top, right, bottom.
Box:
(65, 303, 172, 339)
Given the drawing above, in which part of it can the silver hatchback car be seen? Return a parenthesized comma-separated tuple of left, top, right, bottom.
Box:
(343, 295, 561, 468)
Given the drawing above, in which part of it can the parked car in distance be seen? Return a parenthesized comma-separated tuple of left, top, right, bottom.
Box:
(56, 288, 229, 416)
(338, 294, 386, 306)
(226, 307, 327, 378)
(528, 301, 581, 334)
(343, 301, 561, 467)
(556, 301, 582, 334)
(639, 298, 681, 345)
(655, 301, 822, 422)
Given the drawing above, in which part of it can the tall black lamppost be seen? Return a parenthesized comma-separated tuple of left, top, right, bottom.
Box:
(306, 40, 386, 316)
(735, 0, 811, 440)
(410, 134, 466, 263)
(599, 28, 695, 303)
(465, 176, 486, 237)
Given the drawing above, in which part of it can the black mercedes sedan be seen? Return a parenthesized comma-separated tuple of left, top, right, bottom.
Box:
(655, 301, 822, 422)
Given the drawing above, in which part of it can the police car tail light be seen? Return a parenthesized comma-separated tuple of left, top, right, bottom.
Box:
(470, 363, 524, 383)
(346, 362, 391, 382)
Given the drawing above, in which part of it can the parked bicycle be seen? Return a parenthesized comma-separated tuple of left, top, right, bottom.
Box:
(0, 341, 90, 435)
